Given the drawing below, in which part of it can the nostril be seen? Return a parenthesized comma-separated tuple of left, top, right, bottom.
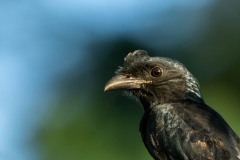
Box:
(126, 75, 131, 78)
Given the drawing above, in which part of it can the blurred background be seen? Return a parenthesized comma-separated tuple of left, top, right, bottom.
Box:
(0, 0, 240, 159)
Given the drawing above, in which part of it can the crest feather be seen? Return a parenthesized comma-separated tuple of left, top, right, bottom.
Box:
(124, 50, 150, 65)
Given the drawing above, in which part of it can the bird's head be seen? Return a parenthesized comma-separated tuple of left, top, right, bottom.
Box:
(105, 50, 202, 108)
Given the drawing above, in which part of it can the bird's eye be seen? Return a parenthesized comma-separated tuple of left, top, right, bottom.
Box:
(151, 66, 163, 77)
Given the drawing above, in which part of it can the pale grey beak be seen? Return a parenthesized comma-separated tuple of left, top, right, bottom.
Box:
(104, 74, 150, 92)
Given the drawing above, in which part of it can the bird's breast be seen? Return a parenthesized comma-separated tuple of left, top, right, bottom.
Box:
(140, 104, 187, 159)
(152, 104, 184, 138)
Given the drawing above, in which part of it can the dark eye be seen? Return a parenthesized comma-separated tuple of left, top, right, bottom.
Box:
(151, 66, 163, 77)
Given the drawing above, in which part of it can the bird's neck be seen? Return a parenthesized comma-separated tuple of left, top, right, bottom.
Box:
(138, 90, 204, 112)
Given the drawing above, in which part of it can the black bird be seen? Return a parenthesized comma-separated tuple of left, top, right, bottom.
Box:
(104, 50, 240, 160)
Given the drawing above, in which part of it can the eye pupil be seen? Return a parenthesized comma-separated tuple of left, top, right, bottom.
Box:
(151, 66, 163, 77)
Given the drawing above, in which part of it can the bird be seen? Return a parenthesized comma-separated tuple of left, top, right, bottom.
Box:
(104, 50, 240, 160)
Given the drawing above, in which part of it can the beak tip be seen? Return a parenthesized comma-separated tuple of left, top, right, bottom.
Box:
(104, 87, 108, 92)
(104, 83, 111, 92)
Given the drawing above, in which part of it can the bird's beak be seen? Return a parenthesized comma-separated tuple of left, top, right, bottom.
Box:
(104, 74, 150, 92)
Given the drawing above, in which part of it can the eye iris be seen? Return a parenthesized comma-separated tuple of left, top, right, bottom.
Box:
(151, 67, 162, 77)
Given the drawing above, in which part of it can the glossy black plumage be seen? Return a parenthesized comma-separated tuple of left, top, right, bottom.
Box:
(104, 50, 240, 160)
